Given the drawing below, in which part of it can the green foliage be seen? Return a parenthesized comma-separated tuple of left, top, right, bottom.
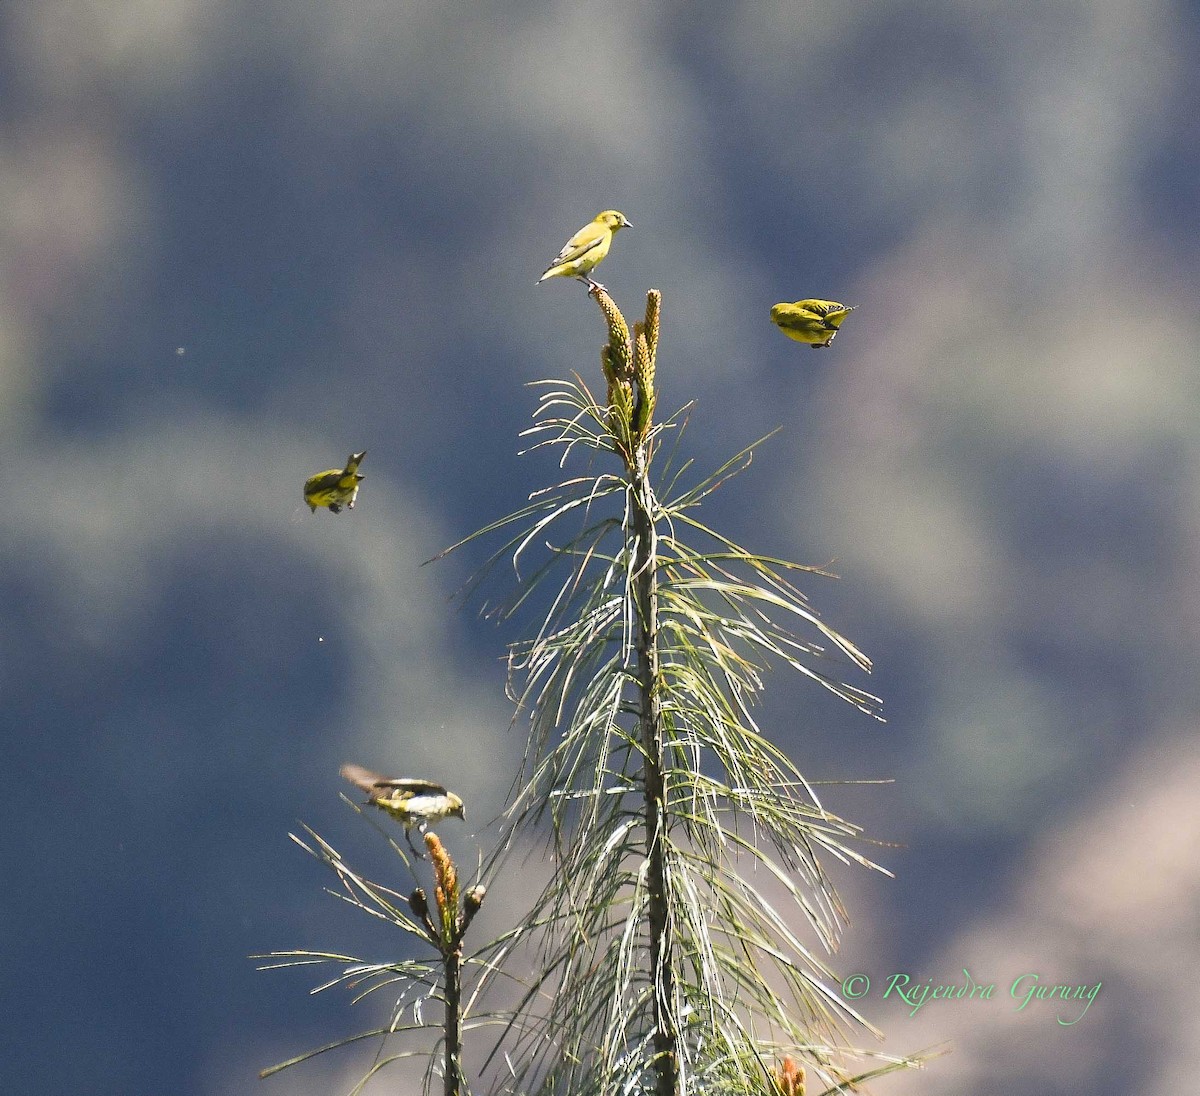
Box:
(445, 291, 923, 1096)
(260, 289, 928, 1096)
(256, 819, 466, 1094)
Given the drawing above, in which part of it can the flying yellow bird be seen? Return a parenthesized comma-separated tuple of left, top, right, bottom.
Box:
(303, 451, 366, 514)
(537, 209, 632, 291)
(341, 763, 465, 858)
(770, 300, 858, 348)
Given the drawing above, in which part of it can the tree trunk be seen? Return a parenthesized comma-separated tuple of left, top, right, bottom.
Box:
(632, 456, 679, 1096)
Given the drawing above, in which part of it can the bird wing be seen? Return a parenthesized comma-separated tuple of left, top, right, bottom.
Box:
(341, 763, 389, 792)
(305, 469, 344, 494)
(793, 299, 832, 316)
(370, 777, 450, 796)
(341, 764, 450, 804)
(795, 300, 853, 324)
(775, 305, 823, 327)
(549, 220, 608, 267)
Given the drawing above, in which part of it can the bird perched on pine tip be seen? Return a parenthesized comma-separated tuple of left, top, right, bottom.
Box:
(770, 299, 858, 348)
(341, 763, 465, 858)
(537, 209, 632, 291)
(304, 451, 366, 514)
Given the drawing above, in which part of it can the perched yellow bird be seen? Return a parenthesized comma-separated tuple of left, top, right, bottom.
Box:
(304, 451, 366, 514)
(537, 209, 632, 290)
(770, 300, 858, 348)
(341, 763, 465, 858)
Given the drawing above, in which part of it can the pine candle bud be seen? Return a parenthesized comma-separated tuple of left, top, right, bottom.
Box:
(462, 884, 487, 929)
(594, 288, 632, 378)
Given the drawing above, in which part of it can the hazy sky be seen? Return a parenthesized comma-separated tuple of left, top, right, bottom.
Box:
(3, 3, 1198, 1094)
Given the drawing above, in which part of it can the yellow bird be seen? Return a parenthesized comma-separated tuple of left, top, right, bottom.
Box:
(770, 299, 858, 348)
(537, 209, 632, 291)
(303, 451, 366, 514)
(341, 763, 466, 858)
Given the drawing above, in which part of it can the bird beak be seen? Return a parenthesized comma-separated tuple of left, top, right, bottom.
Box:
(621, 216, 633, 228)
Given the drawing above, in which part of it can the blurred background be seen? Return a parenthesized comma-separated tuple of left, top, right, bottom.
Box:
(3, 2, 1198, 1093)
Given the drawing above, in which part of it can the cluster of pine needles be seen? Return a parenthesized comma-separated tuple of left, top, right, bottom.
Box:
(258, 278, 930, 1096)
